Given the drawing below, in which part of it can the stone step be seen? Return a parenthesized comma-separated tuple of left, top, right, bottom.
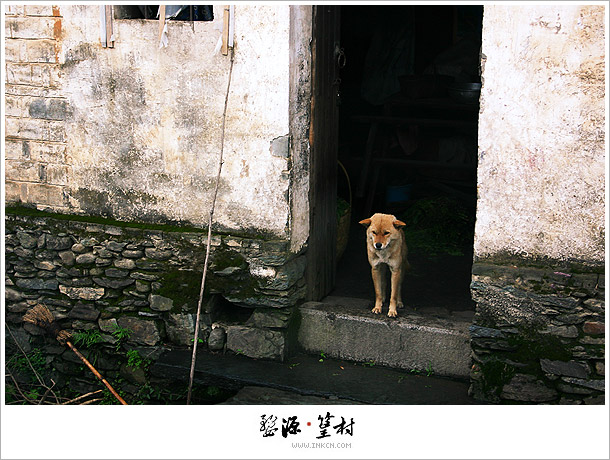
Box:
(297, 296, 474, 379)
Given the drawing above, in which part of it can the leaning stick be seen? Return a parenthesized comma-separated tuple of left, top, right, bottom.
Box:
(187, 46, 236, 405)
(23, 304, 128, 405)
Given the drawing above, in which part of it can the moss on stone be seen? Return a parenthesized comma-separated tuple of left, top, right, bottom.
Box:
(211, 250, 247, 271)
(477, 357, 516, 397)
(503, 326, 572, 374)
(157, 269, 203, 313)
(474, 251, 604, 275)
(5, 205, 272, 239)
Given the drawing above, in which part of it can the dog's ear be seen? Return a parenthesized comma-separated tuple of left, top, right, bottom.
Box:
(393, 219, 406, 228)
(359, 218, 372, 227)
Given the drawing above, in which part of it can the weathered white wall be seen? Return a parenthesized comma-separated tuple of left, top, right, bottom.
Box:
(475, 5, 605, 265)
(6, 5, 296, 237)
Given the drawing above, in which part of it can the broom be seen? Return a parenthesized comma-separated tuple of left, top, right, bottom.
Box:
(23, 304, 128, 405)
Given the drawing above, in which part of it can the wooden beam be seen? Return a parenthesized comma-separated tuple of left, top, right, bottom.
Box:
(221, 5, 230, 55)
(105, 5, 114, 48)
(158, 5, 166, 44)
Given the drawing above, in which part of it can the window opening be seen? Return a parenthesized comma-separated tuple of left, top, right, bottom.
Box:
(114, 5, 214, 21)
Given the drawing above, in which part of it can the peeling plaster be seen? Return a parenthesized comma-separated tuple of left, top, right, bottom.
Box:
(55, 5, 292, 236)
(474, 5, 605, 265)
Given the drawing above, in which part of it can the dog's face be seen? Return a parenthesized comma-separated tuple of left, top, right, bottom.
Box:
(359, 213, 406, 250)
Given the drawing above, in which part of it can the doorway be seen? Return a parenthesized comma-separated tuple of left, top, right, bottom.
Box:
(330, 5, 483, 314)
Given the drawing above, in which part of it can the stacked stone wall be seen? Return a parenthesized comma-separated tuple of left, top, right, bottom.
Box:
(469, 262, 605, 404)
(5, 212, 305, 400)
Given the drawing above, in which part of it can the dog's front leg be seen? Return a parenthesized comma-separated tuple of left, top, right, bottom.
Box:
(371, 266, 384, 314)
(388, 268, 402, 317)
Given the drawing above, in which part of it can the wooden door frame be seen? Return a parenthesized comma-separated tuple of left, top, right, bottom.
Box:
(305, 5, 341, 301)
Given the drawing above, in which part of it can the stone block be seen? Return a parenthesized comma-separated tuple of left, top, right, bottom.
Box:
(7, 301, 31, 313)
(98, 318, 118, 333)
(17, 231, 38, 249)
(136, 259, 164, 270)
(226, 326, 285, 361)
(583, 395, 605, 405)
(46, 235, 72, 250)
(208, 327, 226, 351)
(144, 247, 174, 260)
(560, 377, 604, 392)
(68, 302, 100, 321)
(270, 135, 290, 158)
(24, 5, 56, 16)
(120, 362, 147, 385)
(4, 140, 22, 160)
(583, 321, 604, 335)
(24, 39, 57, 63)
(164, 313, 195, 346)
(58, 250, 75, 267)
(298, 301, 472, 379)
(263, 256, 306, 291)
(4, 94, 25, 117)
(75, 253, 96, 265)
(59, 285, 104, 300)
(4, 181, 23, 203)
(117, 317, 160, 346)
(5, 4, 24, 15)
(469, 325, 506, 339)
(540, 359, 590, 379)
(594, 361, 604, 376)
(247, 307, 293, 329)
(583, 298, 604, 313)
(80, 238, 99, 247)
(7, 17, 57, 40)
(149, 294, 174, 312)
(15, 277, 58, 290)
(5, 288, 24, 302)
(34, 260, 56, 271)
(114, 258, 136, 270)
(105, 268, 129, 278)
(5, 160, 42, 183)
(135, 280, 150, 293)
(29, 97, 67, 120)
(25, 183, 66, 207)
(540, 324, 579, 338)
(44, 164, 69, 186)
(500, 374, 558, 402)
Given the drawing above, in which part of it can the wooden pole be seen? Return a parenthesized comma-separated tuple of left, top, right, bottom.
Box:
(187, 47, 235, 405)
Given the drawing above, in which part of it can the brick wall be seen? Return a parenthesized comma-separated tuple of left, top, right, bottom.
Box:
(4, 4, 70, 211)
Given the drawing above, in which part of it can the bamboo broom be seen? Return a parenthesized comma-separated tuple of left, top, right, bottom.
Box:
(23, 304, 128, 405)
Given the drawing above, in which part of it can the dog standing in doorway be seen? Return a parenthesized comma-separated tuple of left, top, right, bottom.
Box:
(359, 213, 410, 317)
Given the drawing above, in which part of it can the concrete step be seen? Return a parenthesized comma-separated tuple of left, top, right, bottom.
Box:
(297, 296, 474, 379)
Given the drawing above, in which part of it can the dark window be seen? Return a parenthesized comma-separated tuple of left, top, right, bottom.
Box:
(114, 5, 214, 21)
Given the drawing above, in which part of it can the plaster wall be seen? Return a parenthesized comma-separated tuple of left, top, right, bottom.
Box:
(6, 5, 296, 238)
(475, 5, 605, 266)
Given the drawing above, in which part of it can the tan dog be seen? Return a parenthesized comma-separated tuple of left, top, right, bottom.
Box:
(359, 213, 410, 317)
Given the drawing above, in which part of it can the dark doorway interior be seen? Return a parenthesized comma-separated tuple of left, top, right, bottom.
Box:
(333, 5, 483, 313)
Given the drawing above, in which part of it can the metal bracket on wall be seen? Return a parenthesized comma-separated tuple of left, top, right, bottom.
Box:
(100, 5, 114, 48)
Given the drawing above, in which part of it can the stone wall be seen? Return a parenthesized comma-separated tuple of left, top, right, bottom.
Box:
(469, 263, 604, 404)
(5, 211, 305, 399)
(469, 5, 605, 404)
